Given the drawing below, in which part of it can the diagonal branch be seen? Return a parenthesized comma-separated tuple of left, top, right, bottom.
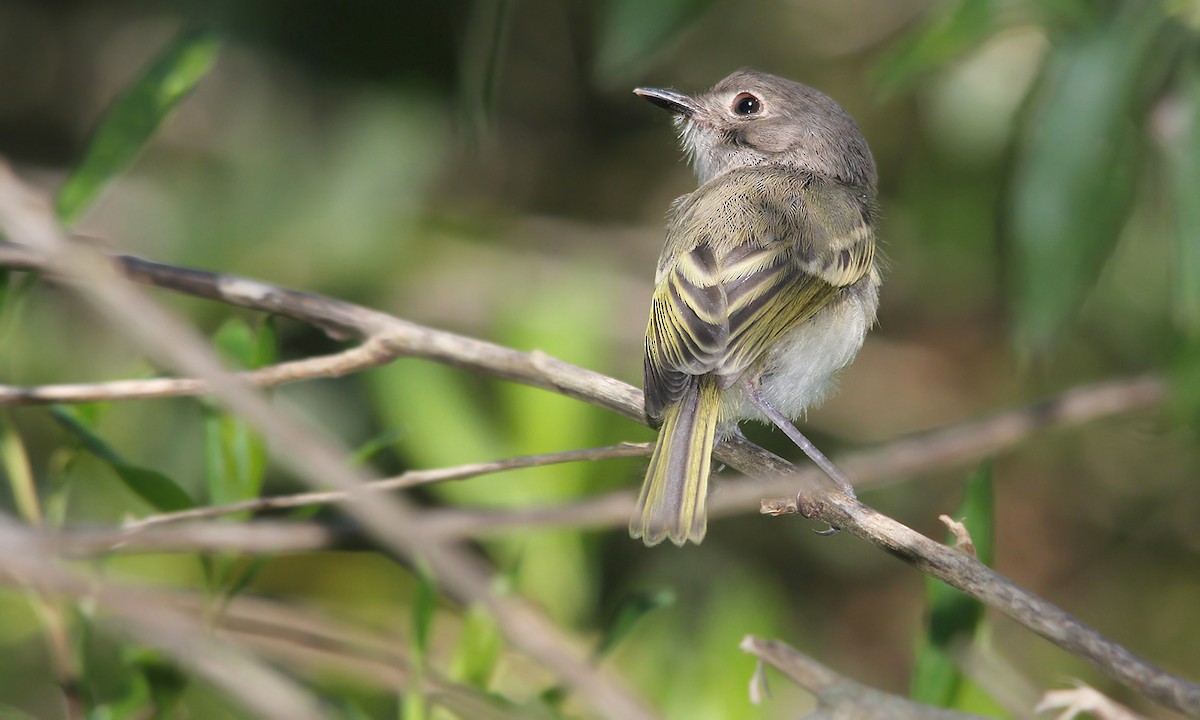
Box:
(120, 442, 652, 531)
(741, 635, 990, 719)
(0, 336, 400, 405)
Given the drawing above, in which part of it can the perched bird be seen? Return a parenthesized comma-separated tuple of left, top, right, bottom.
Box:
(630, 70, 881, 547)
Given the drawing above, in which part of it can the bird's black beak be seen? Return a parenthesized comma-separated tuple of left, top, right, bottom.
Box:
(633, 87, 700, 116)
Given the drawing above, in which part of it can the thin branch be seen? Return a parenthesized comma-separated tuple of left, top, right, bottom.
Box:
(411, 376, 1164, 539)
(0, 161, 658, 720)
(119, 442, 650, 531)
(0, 239, 644, 420)
(57, 520, 346, 557)
(0, 335, 400, 405)
(809, 492, 1199, 716)
(741, 635, 990, 719)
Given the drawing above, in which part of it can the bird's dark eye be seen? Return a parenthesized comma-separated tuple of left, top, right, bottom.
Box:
(732, 92, 761, 116)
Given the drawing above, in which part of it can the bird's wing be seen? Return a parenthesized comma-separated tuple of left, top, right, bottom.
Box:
(643, 169, 875, 419)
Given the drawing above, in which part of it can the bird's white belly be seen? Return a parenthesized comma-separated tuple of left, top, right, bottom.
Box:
(720, 281, 878, 428)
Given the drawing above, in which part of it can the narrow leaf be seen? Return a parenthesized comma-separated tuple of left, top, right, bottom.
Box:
(406, 566, 438, 720)
(1166, 52, 1200, 333)
(911, 463, 995, 708)
(412, 567, 438, 658)
(1008, 4, 1165, 352)
(127, 648, 189, 717)
(56, 29, 220, 225)
(874, 0, 999, 98)
(349, 427, 405, 466)
(0, 271, 39, 371)
(595, 588, 676, 658)
(111, 462, 195, 513)
(49, 407, 195, 512)
(594, 0, 717, 83)
(204, 318, 268, 506)
(450, 606, 502, 690)
(0, 412, 42, 523)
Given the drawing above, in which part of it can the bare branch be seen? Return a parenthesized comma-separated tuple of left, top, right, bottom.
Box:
(412, 376, 1164, 539)
(118, 442, 651, 531)
(741, 635, 990, 719)
(0, 336, 400, 405)
(0, 238, 644, 419)
(57, 520, 345, 557)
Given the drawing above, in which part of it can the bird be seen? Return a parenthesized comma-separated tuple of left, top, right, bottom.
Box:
(630, 69, 881, 547)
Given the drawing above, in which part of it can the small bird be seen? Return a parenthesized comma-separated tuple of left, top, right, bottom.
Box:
(630, 70, 881, 547)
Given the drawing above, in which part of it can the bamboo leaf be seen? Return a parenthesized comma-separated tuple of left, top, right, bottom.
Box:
(594, 0, 717, 83)
(874, 0, 999, 98)
(56, 29, 220, 225)
(1008, 5, 1166, 353)
(49, 407, 195, 512)
(911, 463, 995, 709)
(595, 588, 675, 659)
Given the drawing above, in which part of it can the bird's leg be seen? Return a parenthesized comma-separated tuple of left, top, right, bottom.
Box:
(742, 378, 857, 500)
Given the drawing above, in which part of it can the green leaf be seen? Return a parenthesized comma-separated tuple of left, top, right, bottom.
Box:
(0, 271, 38, 372)
(204, 318, 270, 507)
(1167, 51, 1200, 334)
(405, 566, 438, 720)
(212, 317, 257, 369)
(1169, 333, 1200, 428)
(348, 426, 406, 466)
(411, 567, 438, 658)
(911, 463, 995, 708)
(595, 588, 676, 658)
(1008, 4, 1167, 353)
(254, 315, 279, 368)
(450, 605, 502, 691)
(0, 412, 41, 523)
(49, 407, 195, 512)
(874, 0, 999, 98)
(110, 463, 196, 514)
(594, 0, 717, 83)
(57, 29, 220, 225)
(127, 648, 188, 718)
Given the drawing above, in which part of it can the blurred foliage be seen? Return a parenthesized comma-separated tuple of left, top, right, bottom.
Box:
(56, 29, 220, 226)
(0, 0, 1198, 718)
(910, 464, 1001, 714)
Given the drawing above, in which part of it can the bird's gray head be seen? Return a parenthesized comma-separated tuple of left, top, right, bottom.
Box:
(635, 69, 876, 189)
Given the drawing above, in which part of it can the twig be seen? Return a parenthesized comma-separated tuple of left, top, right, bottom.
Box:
(0, 336, 400, 405)
(56, 520, 347, 557)
(120, 442, 652, 531)
(413, 376, 1165, 540)
(0, 239, 644, 419)
(741, 635, 990, 719)
(0, 161, 658, 720)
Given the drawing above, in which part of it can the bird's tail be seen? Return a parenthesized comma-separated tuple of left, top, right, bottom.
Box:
(630, 378, 721, 546)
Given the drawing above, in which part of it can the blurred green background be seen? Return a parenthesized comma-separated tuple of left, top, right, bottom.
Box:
(1, 0, 1199, 718)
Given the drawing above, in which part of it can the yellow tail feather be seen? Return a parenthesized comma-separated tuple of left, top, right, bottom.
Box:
(630, 378, 721, 546)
